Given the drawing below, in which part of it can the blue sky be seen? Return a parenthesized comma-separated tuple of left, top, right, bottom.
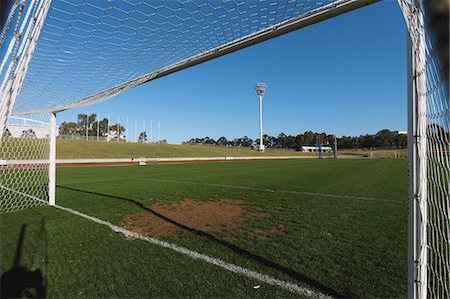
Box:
(58, 0, 407, 144)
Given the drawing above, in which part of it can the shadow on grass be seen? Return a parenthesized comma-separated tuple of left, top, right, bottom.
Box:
(1, 224, 46, 298)
(57, 185, 347, 298)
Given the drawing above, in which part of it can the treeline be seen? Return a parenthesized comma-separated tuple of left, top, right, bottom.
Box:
(59, 113, 161, 142)
(183, 129, 408, 150)
(60, 114, 125, 137)
(60, 113, 147, 141)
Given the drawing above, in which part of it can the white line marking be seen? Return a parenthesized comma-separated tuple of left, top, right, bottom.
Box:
(54, 204, 331, 298)
(145, 179, 400, 203)
(0, 185, 48, 204)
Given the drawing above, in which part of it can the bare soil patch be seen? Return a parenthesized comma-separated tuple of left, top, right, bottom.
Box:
(122, 198, 283, 239)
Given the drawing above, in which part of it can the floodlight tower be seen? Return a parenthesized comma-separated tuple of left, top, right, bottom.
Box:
(255, 83, 267, 151)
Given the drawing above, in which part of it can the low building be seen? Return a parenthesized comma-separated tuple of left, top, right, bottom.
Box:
(394, 130, 407, 135)
(5, 124, 59, 139)
(299, 145, 333, 153)
(106, 130, 125, 141)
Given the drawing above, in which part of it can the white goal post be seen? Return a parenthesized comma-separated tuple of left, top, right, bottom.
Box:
(399, 1, 449, 298)
(0, 1, 448, 298)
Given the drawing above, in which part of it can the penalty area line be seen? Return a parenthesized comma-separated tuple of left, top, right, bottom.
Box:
(54, 204, 331, 299)
(145, 178, 399, 203)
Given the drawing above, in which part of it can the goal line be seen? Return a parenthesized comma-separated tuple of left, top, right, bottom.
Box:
(54, 203, 331, 298)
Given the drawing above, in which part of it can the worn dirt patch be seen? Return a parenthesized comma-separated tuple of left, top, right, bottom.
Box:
(123, 199, 246, 238)
(122, 198, 282, 239)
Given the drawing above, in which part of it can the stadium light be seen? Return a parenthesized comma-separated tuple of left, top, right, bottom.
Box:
(86, 112, 89, 141)
(255, 83, 267, 151)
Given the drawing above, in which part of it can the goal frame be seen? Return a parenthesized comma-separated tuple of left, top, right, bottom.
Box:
(0, 1, 446, 298)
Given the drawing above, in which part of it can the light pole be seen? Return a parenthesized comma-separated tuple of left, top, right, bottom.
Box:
(97, 113, 100, 141)
(86, 112, 89, 141)
(107, 114, 110, 141)
(158, 121, 160, 143)
(255, 83, 267, 151)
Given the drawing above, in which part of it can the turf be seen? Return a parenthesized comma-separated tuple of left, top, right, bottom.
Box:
(2, 138, 404, 160)
(1, 159, 408, 298)
(56, 139, 311, 159)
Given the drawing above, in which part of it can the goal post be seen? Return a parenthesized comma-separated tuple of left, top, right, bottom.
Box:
(401, 0, 450, 297)
(48, 112, 56, 206)
(0, 0, 448, 298)
(407, 22, 428, 299)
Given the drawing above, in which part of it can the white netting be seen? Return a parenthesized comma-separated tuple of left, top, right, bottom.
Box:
(399, 0, 450, 297)
(0, 114, 51, 213)
(0, 0, 448, 297)
(423, 20, 450, 299)
(7, 0, 346, 114)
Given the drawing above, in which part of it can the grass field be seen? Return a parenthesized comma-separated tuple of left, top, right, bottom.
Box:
(1, 138, 404, 160)
(340, 149, 407, 159)
(1, 159, 408, 298)
(56, 140, 311, 159)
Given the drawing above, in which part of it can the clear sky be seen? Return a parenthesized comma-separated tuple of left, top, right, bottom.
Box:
(58, 0, 407, 144)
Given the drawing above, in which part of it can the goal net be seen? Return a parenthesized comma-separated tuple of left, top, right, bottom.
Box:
(398, 1, 450, 297)
(0, 0, 448, 298)
(0, 114, 52, 213)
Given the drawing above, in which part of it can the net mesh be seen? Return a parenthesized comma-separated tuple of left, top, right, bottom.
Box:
(399, 0, 450, 297)
(0, 114, 51, 213)
(10, 0, 339, 114)
(423, 20, 450, 299)
(0, 0, 448, 297)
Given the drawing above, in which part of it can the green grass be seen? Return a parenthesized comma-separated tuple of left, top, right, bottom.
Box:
(1, 159, 408, 298)
(2, 138, 403, 160)
(341, 149, 407, 159)
(1, 137, 50, 160)
(56, 139, 311, 159)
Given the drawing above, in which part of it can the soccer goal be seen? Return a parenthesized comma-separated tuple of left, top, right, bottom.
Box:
(0, 0, 448, 298)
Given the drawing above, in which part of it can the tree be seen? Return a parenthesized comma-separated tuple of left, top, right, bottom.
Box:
(92, 118, 109, 137)
(138, 131, 147, 143)
(277, 133, 287, 148)
(240, 136, 253, 147)
(262, 134, 274, 147)
(338, 136, 354, 149)
(294, 134, 304, 149)
(182, 128, 409, 151)
(3, 128, 11, 137)
(59, 122, 79, 135)
(202, 137, 215, 145)
(358, 134, 375, 149)
(285, 134, 296, 148)
(375, 129, 395, 147)
(302, 131, 315, 145)
(77, 113, 98, 136)
(230, 138, 240, 147)
(108, 124, 126, 141)
(216, 136, 228, 146)
(394, 134, 407, 148)
(20, 129, 36, 138)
